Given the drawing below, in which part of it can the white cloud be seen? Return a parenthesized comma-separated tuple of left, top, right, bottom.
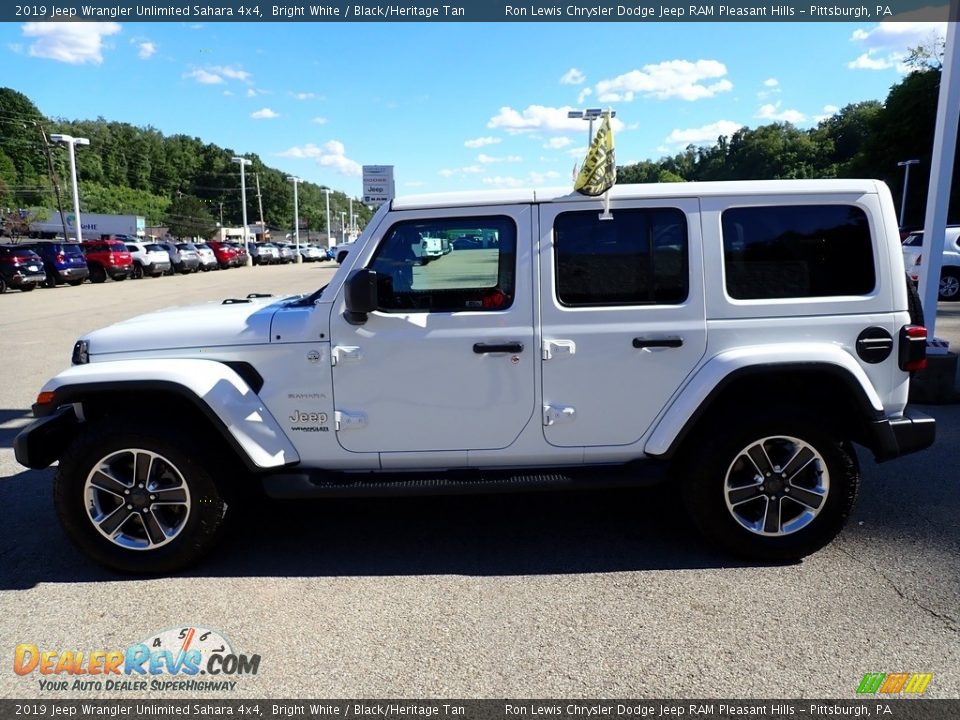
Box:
(212, 65, 251, 82)
(477, 153, 522, 164)
(488, 105, 624, 135)
(184, 68, 224, 85)
(482, 170, 562, 188)
(250, 107, 279, 119)
(276, 141, 362, 176)
(848, 52, 895, 70)
(312, 116, 328, 124)
(543, 137, 572, 150)
(7, 43, 23, 54)
(577, 87, 592, 104)
(438, 165, 483, 177)
(405, 181, 426, 188)
(594, 59, 733, 102)
(666, 120, 743, 145)
(814, 105, 840, 122)
(292, 92, 316, 100)
(763, 78, 779, 87)
(848, 22, 946, 73)
(560, 68, 585, 85)
(756, 102, 806, 123)
(222, 90, 233, 96)
(464, 136, 502, 148)
(137, 41, 156, 59)
(21, 22, 121, 65)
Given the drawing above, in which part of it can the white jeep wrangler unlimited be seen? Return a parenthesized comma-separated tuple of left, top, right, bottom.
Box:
(16, 180, 935, 573)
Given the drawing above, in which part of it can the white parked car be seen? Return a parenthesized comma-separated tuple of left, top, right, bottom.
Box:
(298, 244, 327, 262)
(903, 226, 960, 300)
(125, 242, 172, 279)
(15, 179, 935, 573)
(193, 243, 219, 272)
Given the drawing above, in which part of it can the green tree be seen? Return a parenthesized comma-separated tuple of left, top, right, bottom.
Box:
(166, 195, 216, 238)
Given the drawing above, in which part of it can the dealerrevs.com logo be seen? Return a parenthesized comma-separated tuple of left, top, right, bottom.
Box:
(13, 626, 260, 692)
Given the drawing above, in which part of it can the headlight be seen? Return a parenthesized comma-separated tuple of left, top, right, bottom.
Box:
(72, 339, 89, 365)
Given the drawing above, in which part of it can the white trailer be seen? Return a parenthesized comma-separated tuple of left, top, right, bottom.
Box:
(29, 211, 145, 240)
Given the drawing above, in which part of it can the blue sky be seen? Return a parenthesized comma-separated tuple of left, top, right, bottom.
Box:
(1, 20, 948, 198)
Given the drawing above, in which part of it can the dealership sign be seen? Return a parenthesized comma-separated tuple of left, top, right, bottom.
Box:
(362, 165, 395, 207)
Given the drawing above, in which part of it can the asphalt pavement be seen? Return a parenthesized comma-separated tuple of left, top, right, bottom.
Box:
(0, 263, 957, 699)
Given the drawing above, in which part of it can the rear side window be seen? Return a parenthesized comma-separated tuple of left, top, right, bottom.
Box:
(554, 208, 689, 306)
(370, 216, 516, 312)
(722, 205, 874, 300)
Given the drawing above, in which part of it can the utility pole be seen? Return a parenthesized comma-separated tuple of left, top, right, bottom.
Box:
(36, 123, 70, 241)
(218, 201, 224, 226)
(322, 188, 332, 249)
(255, 173, 266, 243)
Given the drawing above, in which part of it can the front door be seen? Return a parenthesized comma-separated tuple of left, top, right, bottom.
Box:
(329, 206, 536, 454)
(538, 198, 707, 448)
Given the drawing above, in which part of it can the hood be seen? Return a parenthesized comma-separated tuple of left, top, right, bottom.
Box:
(85, 296, 290, 357)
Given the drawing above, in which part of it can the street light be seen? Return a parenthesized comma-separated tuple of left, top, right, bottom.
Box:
(567, 108, 616, 145)
(287, 176, 302, 264)
(349, 197, 354, 234)
(897, 159, 920, 229)
(232, 156, 253, 266)
(49, 134, 89, 243)
(322, 188, 332, 249)
(340, 211, 346, 243)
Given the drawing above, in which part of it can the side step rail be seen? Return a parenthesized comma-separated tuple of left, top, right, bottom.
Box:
(261, 463, 666, 499)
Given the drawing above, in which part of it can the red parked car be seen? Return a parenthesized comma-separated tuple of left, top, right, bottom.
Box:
(207, 240, 239, 269)
(81, 239, 133, 283)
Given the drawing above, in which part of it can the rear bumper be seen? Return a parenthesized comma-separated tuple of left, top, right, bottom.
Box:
(10, 272, 45, 287)
(57, 266, 90, 281)
(869, 408, 936, 462)
(106, 267, 131, 280)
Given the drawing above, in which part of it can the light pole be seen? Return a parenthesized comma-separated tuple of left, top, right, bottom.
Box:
(231, 156, 253, 266)
(567, 108, 616, 145)
(49, 134, 89, 243)
(322, 188, 332, 249)
(897, 159, 920, 229)
(349, 198, 354, 235)
(287, 176, 302, 264)
(340, 212, 346, 243)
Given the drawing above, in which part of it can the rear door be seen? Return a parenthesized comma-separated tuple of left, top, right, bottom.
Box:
(538, 199, 707, 448)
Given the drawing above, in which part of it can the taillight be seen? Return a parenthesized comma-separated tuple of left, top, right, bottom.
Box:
(899, 325, 927, 372)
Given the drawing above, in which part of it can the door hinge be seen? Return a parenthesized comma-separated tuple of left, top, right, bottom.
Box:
(331, 345, 363, 366)
(542, 339, 576, 361)
(543, 404, 576, 426)
(335, 410, 368, 431)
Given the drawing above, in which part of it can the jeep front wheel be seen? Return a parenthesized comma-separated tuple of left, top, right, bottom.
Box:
(54, 422, 227, 574)
(681, 419, 859, 561)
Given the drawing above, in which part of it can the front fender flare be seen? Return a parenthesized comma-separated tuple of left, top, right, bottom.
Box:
(28, 359, 299, 470)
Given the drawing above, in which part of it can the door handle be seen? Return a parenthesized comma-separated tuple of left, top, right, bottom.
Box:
(633, 337, 683, 349)
(474, 342, 524, 354)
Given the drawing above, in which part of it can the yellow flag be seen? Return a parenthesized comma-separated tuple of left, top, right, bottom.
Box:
(574, 114, 616, 197)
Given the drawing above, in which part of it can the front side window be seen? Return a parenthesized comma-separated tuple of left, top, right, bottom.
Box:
(722, 204, 874, 300)
(554, 208, 689, 306)
(369, 216, 516, 312)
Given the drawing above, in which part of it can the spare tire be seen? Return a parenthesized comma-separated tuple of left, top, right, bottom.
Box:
(906, 272, 925, 327)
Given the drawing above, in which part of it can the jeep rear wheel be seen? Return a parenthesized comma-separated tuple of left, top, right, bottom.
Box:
(681, 417, 859, 561)
(54, 421, 228, 574)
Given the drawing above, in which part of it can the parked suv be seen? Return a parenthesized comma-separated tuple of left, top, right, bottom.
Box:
(207, 241, 239, 269)
(903, 226, 960, 300)
(23, 241, 89, 287)
(193, 243, 219, 271)
(80, 240, 132, 283)
(156, 240, 200, 274)
(15, 180, 935, 574)
(0, 244, 46, 292)
(125, 242, 171, 279)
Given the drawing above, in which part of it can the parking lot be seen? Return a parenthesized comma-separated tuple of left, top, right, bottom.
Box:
(0, 263, 958, 699)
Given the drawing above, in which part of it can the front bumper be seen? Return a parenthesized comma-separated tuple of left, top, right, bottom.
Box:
(869, 408, 936, 462)
(14, 406, 80, 469)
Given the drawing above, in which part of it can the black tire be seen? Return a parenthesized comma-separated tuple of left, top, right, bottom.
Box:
(939, 269, 960, 302)
(53, 420, 228, 574)
(20, 284, 36, 292)
(67, 279, 84, 287)
(132, 262, 144, 280)
(0, 276, 6, 293)
(43, 271, 59, 289)
(89, 264, 107, 284)
(906, 273, 924, 326)
(680, 414, 859, 562)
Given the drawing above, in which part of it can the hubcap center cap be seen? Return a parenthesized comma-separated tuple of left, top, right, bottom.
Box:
(765, 477, 785, 494)
(130, 490, 150, 509)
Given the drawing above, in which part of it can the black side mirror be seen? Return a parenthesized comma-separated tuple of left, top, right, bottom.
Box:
(344, 268, 379, 325)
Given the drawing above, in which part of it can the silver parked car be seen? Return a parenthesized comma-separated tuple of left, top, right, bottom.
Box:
(193, 243, 219, 272)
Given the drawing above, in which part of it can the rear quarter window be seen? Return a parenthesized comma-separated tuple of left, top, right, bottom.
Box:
(721, 204, 875, 300)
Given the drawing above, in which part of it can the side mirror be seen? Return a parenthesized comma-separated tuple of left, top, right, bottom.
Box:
(344, 268, 379, 325)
